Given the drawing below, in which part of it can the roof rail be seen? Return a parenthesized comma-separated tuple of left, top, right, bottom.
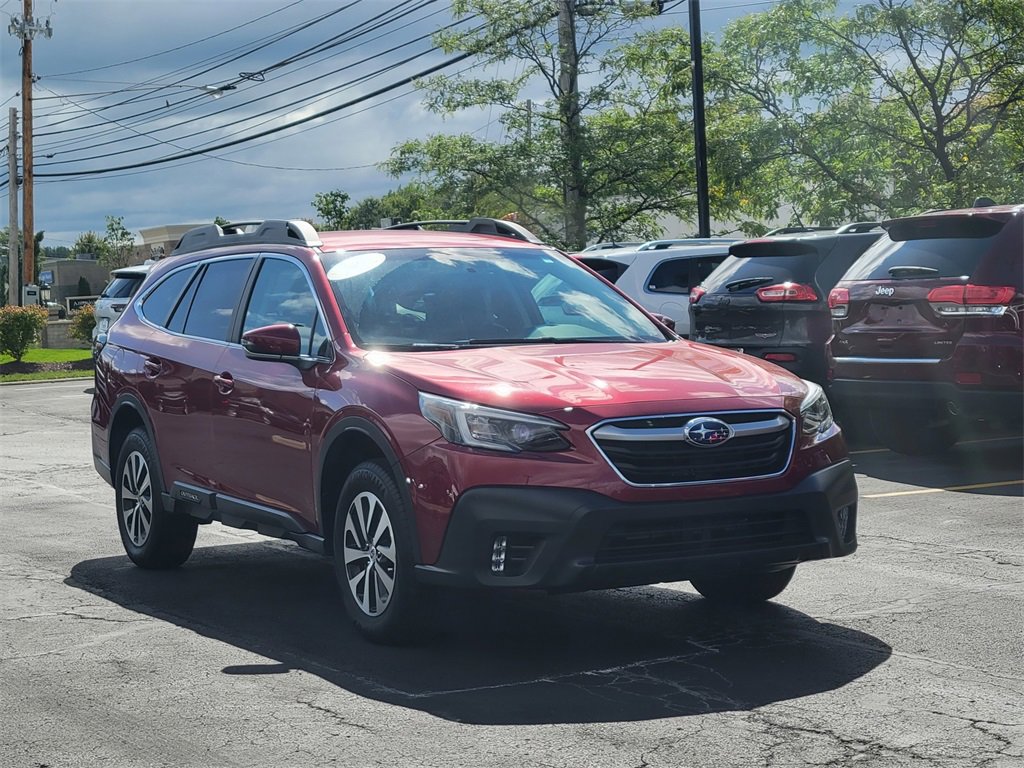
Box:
(170, 219, 323, 256)
(834, 221, 882, 234)
(383, 217, 545, 244)
(763, 225, 835, 236)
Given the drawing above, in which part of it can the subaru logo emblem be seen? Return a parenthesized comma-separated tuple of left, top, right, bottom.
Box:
(682, 417, 734, 447)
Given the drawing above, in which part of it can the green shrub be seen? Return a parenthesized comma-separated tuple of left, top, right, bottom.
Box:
(0, 305, 48, 361)
(68, 303, 96, 344)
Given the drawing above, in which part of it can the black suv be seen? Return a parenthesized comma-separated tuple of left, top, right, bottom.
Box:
(689, 225, 884, 383)
(828, 204, 1023, 454)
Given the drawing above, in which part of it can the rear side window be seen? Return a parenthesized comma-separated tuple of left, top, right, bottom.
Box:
(702, 246, 820, 292)
(101, 275, 144, 299)
(650, 255, 727, 293)
(140, 266, 197, 327)
(182, 258, 255, 341)
(578, 257, 627, 283)
(844, 218, 1006, 280)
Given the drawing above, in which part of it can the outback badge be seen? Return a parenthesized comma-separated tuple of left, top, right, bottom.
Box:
(682, 417, 734, 447)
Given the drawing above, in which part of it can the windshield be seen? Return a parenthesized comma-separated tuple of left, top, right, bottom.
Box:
(322, 247, 667, 350)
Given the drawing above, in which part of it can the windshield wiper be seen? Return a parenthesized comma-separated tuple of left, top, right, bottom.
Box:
(725, 276, 775, 292)
(372, 342, 463, 351)
(888, 265, 940, 278)
(458, 336, 643, 346)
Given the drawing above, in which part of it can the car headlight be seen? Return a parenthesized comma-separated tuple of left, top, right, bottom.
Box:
(97, 318, 110, 332)
(419, 392, 571, 453)
(800, 380, 835, 440)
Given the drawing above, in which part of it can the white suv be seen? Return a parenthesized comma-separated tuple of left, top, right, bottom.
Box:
(578, 243, 736, 337)
(92, 264, 151, 341)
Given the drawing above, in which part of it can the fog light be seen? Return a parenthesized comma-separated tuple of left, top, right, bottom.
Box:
(836, 506, 850, 540)
(491, 535, 508, 573)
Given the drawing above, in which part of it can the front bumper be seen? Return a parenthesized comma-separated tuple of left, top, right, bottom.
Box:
(414, 459, 857, 591)
(829, 379, 1023, 424)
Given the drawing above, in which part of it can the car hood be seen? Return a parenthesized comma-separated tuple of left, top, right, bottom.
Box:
(362, 341, 805, 413)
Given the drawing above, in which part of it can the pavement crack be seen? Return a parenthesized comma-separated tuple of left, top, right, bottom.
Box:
(296, 700, 377, 734)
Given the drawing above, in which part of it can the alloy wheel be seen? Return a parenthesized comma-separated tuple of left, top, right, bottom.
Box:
(120, 450, 153, 547)
(342, 491, 397, 617)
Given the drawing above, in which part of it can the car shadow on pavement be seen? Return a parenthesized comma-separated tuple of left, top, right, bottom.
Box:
(67, 543, 891, 725)
(850, 435, 1023, 495)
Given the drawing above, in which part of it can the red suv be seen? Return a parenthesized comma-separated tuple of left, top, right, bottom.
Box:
(91, 219, 857, 643)
(828, 205, 1023, 454)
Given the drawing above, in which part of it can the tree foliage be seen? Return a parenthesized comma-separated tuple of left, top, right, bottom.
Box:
(384, 0, 688, 248)
(102, 216, 136, 270)
(697, 0, 1024, 222)
(72, 231, 109, 261)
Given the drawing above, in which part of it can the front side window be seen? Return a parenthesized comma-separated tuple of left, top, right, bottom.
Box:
(322, 247, 667, 349)
(182, 258, 254, 341)
(241, 258, 325, 356)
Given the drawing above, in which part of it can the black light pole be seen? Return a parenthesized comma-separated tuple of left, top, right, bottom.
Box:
(689, 0, 710, 237)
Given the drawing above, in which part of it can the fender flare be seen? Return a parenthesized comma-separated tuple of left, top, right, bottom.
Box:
(316, 415, 422, 561)
(109, 393, 166, 492)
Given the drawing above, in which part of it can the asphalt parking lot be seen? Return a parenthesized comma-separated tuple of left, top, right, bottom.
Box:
(1, 380, 1022, 767)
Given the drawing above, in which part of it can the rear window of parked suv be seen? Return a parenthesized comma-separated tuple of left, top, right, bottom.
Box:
(701, 242, 821, 290)
(101, 273, 145, 299)
(842, 216, 1007, 280)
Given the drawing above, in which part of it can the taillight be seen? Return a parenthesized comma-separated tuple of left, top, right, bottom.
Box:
(690, 286, 706, 304)
(755, 282, 818, 302)
(927, 284, 1015, 316)
(828, 287, 849, 318)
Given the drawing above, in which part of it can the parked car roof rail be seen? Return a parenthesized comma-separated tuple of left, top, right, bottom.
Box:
(170, 219, 323, 256)
(763, 225, 835, 236)
(834, 222, 882, 234)
(383, 217, 545, 244)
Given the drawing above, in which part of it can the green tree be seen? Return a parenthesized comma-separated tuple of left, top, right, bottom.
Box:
(102, 216, 135, 270)
(694, 0, 1024, 222)
(384, 0, 685, 249)
(311, 190, 352, 230)
(213, 216, 231, 227)
(72, 231, 109, 261)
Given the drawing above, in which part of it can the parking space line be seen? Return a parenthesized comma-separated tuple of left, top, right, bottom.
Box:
(864, 479, 1024, 498)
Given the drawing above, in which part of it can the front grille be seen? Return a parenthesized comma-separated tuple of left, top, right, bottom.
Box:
(596, 508, 813, 564)
(591, 410, 794, 485)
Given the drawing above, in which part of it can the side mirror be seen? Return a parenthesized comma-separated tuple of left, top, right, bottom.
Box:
(242, 324, 311, 367)
(650, 313, 676, 332)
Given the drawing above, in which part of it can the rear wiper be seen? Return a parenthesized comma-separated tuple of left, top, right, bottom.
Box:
(725, 276, 775, 292)
(888, 265, 940, 278)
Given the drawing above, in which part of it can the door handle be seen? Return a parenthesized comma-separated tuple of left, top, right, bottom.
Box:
(213, 372, 234, 394)
(143, 358, 162, 378)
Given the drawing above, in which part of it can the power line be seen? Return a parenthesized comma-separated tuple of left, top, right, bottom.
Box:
(35, 49, 479, 178)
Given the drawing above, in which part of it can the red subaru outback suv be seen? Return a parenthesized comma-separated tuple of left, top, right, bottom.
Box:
(828, 204, 1023, 454)
(91, 219, 857, 643)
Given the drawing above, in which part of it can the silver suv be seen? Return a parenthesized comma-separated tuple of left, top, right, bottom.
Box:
(92, 264, 151, 341)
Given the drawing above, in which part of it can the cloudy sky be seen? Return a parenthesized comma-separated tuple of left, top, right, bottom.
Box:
(1, 0, 774, 249)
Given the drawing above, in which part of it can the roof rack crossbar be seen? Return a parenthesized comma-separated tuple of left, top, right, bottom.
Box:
(170, 219, 323, 256)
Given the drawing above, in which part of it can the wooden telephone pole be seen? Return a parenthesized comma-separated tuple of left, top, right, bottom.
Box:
(8, 0, 52, 292)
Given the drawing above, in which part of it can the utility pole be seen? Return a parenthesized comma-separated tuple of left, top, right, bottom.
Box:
(8, 0, 52, 292)
(7, 108, 20, 306)
(557, 0, 586, 250)
(689, 0, 711, 237)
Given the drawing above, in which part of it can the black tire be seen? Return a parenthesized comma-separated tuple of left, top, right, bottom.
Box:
(115, 428, 197, 569)
(870, 409, 958, 455)
(690, 566, 796, 604)
(333, 461, 427, 644)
